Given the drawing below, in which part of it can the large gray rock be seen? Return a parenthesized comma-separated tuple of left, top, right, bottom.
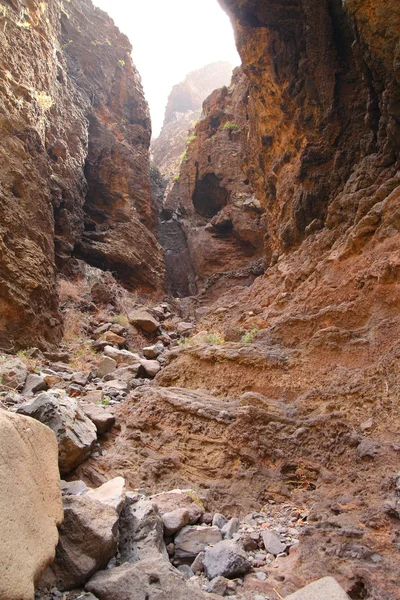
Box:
(81, 402, 115, 435)
(203, 539, 251, 580)
(16, 391, 97, 473)
(261, 530, 287, 555)
(143, 342, 164, 359)
(148, 489, 204, 521)
(174, 526, 222, 560)
(0, 357, 28, 389)
(22, 373, 48, 396)
(45, 495, 119, 590)
(0, 411, 63, 600)
(128, 309, 160, 333)
(162, 508, 191, 536)
(96, 356, 117, 378)
(119, 498, 167, 564)
(140, 359, 161, 378)
(86, 556, 220, 600)
(285, 576, 350, 599)
(103, 346, 142, 366)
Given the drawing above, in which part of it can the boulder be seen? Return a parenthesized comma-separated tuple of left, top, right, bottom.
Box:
(148, 489, 204, 520)
(0, 411, 63, 600)
(140, 359, 161, 378)
(285, 576, 350, 599)
(221, 517, 240, 539)
(119, 498, 167, 564)
(61, 480, 89, 497)
(203, 539, 251, 580)
(143, 342, 165, 359)
(104, 331, 126, 346)
(261, 531, 286, 555)
(212, 512, 228, 529)
(81, 402, 115, 435)
(86, 556, 220, 600)
(129, 309, 160, 333)
(16, 391, 97, 473)
(174, 526, 222, 560)
(162, 508, 191, 536)
(22, 373, 48, 396)
(46, 495, 119, 590)
(85, 477, 126, 513)
(104, 346, 142, 365)
(0, 357, 28, 389)
(96, 356, 117, 378)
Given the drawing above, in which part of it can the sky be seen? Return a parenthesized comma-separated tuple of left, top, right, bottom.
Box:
(92, 0, 240, 136)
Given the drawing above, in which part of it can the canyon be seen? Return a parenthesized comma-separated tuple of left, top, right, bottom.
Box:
(0, 1, 399, 600)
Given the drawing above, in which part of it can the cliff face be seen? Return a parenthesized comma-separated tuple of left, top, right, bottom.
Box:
(167, 68, 267, 299)
(0, 0, 165, 350)
(152, 61, 233, 180)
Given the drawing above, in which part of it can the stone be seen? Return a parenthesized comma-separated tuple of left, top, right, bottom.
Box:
(178, 564, 194, 579)
(105, 331, 126, 345)
(162, 508, 191, 536)
(104, 345, 142, 365)
(102, 380, 130, 394)
(16, 391, 97, 474)
(81, 402, 115, 435)
(61, 480, 89, 496)
(285, 576, 350, 599)
(22, 373, 48, 395)
(44, 374, 62, 388)
(261, 531, 286, 555)
(191, 551, 206, 573)
(212, 512, 229, 529)
(0, 357, 28, 390)
(43, 352, 71, 363)
(119, 498, 167, 564)
(85, 477, 126, 513)
(221, 517, 240, 539)
(82, 390, 104, 404)
(86, 556, 219, 600)
(203, 540, 251, 580)
(174, 526, 222, 560)
(94, 323, 112, 336)
(47, 495, 119, 590)
(72, 371, 89, 386)
(357, 438, 379, 459)
(254, 571, 267, 581)
(140, 359, 162, 378)
(177, 321, 194, 335)
(143, 342, 165, 359)
(129, 309, 160, 333)
(206, 576, 228, 595)
(96, 356, 117, 378)
(0, 411, 63, 600)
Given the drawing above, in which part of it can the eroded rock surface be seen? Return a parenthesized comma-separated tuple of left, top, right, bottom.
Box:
(0, 411, 63, 600)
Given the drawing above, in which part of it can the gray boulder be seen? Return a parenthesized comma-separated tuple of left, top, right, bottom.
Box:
(0, 357, 27, 390)
(119, 498, 167, 564)
(174, 526, 222, 560)
(22, 373, 47, 396)
(128, 310, 160, 333)
(16, 391, 97, 473)
(203, 539, 251, 580)
(261, 530, 287, 555)
(86, 556, 220, 600)
(96, 356, 117, 378)
(285, 576, 350, 599)
(46, 495, 119, 590)
(143, 342, 164, 359)
(162, 508, 191, 536)
(81, 402, 115, 435)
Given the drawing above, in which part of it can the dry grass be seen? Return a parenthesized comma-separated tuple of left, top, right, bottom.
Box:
(58, 278, 87, 304)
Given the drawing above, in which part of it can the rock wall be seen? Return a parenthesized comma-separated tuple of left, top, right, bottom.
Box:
(165, 68, 266, 299)
(0, 0, 165, 350)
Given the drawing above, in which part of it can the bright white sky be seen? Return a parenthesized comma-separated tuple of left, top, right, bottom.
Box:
(92, 0, 240, 136)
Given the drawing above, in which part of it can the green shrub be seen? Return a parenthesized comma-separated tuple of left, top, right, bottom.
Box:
(186, 133, 197, 145)
(240, 328, 258, 343)
(223, 121, 240, 132)
(205, 332, 225, 345)
(173, 174, 180, 182)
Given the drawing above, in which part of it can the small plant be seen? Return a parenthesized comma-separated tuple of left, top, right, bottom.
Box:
(178, 338, 192, 348)
(186, 133, 197, 145)
(35, 91, 54, 112)
(205, 331, 225, 345)
(113, 314, 129, 328)
(173, 174, 180, 182)
(118, 59, 126, 67)
(223, 121, 240, 132)
(180, 150, 188, 164)
(101, 396, 111, 406)
(240, 328, 258, 343)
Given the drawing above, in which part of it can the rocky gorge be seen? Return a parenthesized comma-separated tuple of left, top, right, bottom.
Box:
(0, 0, 399, 599)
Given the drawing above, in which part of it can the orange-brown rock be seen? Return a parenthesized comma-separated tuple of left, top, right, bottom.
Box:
(165, 68, 267, 299)
(0, 0, 165, 350)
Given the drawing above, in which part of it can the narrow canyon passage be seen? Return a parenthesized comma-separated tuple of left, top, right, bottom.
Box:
(0, 1, 399, 600)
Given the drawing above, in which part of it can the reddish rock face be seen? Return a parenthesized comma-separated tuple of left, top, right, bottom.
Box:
(0, 0, 165, 349)
(165, 68, 267, 300)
